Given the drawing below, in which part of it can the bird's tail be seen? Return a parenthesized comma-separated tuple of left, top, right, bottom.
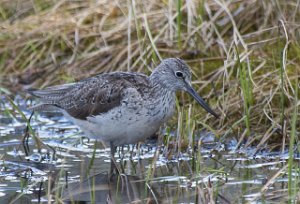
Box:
(27, 83, 74, 100)
(28, 103, 59, 111)
(26, 83, 75, 111)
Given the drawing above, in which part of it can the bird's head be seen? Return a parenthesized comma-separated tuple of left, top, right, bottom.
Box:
(151, 58, 218, 118)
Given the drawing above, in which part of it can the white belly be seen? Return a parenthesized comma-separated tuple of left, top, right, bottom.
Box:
(64, 100, 175, 146)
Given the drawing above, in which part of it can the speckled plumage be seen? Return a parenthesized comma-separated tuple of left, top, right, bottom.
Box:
(29, 58, 218, 146)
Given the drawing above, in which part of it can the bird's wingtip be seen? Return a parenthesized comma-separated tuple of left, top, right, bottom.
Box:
(26, 88, 40, 97)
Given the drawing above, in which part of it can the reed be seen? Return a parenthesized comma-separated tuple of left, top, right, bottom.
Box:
(288, 76, 298, 203)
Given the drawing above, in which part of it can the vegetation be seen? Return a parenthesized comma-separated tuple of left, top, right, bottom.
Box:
(0, 0, 299, 203)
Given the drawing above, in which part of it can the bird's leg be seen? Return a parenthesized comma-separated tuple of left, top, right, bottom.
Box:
(109, 141, 119, 175)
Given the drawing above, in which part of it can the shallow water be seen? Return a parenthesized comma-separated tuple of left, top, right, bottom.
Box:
(0, 96, 299, 203)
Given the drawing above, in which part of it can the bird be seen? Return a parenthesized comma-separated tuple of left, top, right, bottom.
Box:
(28, 58, 218, 173)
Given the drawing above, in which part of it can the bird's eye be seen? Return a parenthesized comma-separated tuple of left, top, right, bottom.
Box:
(175, 71, 183, 78)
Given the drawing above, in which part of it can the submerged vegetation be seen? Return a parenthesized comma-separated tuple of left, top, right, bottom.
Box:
(0, 0, 299, 203)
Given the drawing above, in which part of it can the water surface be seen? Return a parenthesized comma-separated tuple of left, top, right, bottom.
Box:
(0, 96, 298, 203)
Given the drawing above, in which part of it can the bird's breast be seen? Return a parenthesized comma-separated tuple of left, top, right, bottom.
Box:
(145, 91, 176, 123)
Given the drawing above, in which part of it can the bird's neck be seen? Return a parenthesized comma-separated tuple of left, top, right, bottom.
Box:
(147, 83, 176, 122)
(149, 77, 173, 96)
(150, 70, 171, 91)
(149, 69, 176, 105)
(144, 72, 177, 122)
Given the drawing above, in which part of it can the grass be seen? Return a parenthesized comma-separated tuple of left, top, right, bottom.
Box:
(288, 76, 298, 203)
(176, 0, 182, 48)
(0, 0, 300, 202)
(236, 46, 253, 137)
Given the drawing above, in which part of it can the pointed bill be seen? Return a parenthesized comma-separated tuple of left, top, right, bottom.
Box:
(186, 84, 219, 118)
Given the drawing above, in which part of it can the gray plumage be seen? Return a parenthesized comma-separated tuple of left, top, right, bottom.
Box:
(29, 58, 218, 146)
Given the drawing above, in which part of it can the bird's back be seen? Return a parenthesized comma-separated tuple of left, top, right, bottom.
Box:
(28, 72, 151, 120)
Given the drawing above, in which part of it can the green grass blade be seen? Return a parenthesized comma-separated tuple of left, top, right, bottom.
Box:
(288, 76, 298, 203)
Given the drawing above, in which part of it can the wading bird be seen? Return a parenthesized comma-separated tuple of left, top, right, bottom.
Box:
(29, 58, 218, 173)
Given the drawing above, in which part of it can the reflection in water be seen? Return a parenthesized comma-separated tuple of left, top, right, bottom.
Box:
(0, 96, 299, 203)
(62, 173, 159, 203)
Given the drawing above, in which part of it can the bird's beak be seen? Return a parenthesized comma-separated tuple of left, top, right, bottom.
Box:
(185, 82, 219, 118)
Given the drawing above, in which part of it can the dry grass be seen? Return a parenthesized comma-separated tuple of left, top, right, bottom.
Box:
(0, 0, 299, 148)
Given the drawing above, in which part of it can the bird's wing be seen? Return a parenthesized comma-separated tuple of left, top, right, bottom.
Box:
(28, 72, 150, 120)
